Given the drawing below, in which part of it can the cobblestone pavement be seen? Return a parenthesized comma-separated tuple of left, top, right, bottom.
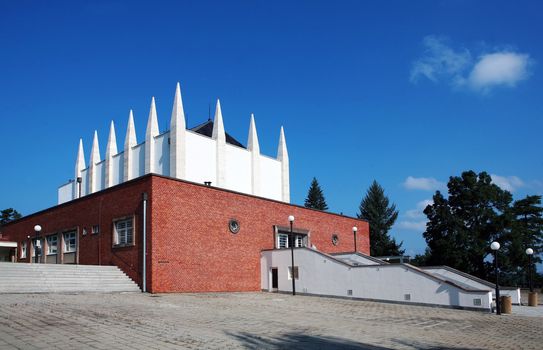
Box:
(0, 292, 542, 350)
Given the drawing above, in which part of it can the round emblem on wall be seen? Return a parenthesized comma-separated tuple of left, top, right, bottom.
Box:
(229, 219, 240, 234)
(331, 234, 339, 246)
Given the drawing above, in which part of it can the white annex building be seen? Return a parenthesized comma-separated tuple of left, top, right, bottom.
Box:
(58, 83, 289, 204)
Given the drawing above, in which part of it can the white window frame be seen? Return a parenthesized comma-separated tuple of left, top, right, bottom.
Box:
(63, 231, 77, 253)
(277, 233, 305, 249)
(113, 217, 134, 247)
(92, 225, 100, 234)
(20, 241, 27, 259)
(46, 235, 58, 255)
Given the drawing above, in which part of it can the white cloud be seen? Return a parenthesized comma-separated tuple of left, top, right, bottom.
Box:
(491, 174, 525, 192)
(404, 199, 433, 219)
(410, 36, 471, 84)
(397, 220, 427, 231)
(411, 36, 533, 93)
(467, 52, 531, 91)
(403, 176, 444, 191)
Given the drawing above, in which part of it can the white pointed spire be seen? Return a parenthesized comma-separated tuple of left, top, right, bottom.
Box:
(277, 126, 288, 161)
(212, 99, 226, 186)
(90, 130, 101, 165)
(170, 82, 186, 179)
(105, 121, 118, 188)
(146, 97, 159, 138)
(212, 99, 225, 141)
(89, 130, 101, 194)
(125, 110, 137, 149)
(145, 97, 159, 174)
(248, 114, 260, 196)
(106, 121, 118, 157)
(277, 126, 290, 203)
(124, 110, 137, 181)
(247, 113, 260, 153)
(75, 138, 86, 179)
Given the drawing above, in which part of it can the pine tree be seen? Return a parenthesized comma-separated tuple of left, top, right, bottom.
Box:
(358, 180, 403, 256)
(422, 171, 512, 280)
(0, 208, 22, 226)
(304, 178, 329, 211)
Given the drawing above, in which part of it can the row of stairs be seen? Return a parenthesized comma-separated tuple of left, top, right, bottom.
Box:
(0, 262, 140, 293)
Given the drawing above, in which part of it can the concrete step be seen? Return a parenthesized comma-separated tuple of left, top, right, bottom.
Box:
(0, 262, 140, 293)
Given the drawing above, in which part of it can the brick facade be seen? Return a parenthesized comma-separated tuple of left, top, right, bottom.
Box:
(0, 174, 369, 293)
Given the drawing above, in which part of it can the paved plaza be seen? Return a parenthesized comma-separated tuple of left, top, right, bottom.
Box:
(0, 292, 542, 350)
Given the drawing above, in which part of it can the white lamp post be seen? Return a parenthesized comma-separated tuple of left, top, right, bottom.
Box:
(491, 241, 501, 315)
(288, 215, 295, 296)
(526, 248, 534, 293)
(33, 225, 42, 264)
(352, 226, 358, 252)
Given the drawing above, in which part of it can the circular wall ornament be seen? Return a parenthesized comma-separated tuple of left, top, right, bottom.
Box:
(229, 219, 240, 234)
(331, 234, 339, 246)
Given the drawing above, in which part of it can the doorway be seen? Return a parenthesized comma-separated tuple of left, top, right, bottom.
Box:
(271, 268, 278, 291)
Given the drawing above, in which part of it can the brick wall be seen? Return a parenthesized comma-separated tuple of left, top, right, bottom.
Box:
(0, 177, 152, 287)
(0, 174, 369, 293)
(149, 175, 368, 293)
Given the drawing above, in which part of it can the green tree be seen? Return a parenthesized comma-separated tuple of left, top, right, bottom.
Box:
(304, 177, 329, 211)
(422, 171, 512, 280)
(0, 208, 22, 226)
(499, 195, 543, 286)
(358, 180, 403, 256)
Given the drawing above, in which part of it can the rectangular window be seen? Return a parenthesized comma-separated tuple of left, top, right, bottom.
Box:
(92, 225, 99, 234)
(63, 231, 76, 253)
(277, 233, 305, 249)
(288, 266, 299, 280)
(114, 218, 134, 247)
(46, 235, 58, 255)
(278, 234, 288, 249)
(21, 241, 27, 258)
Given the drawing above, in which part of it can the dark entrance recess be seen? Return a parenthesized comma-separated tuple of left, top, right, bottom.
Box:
(271, 268, 278, 290)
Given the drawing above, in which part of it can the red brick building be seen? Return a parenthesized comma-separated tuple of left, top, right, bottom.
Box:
(0, 174, 369, 293)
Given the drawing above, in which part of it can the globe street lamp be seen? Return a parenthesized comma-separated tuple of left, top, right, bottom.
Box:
(288, 215, 296, 296)
(526, 248, 534, 293)
(352, 226, 358, 252)
(34, 225, 42, 264)
(491, 241, 501, 315)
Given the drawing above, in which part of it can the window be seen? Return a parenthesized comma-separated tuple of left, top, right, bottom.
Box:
(288, 266, 299, 280)
(114, 218, 134, 247)
(278, 234, 288, 249)
(46, 235, 58, 255)
(92, 225, 100, 234)
(277, 233, 305, 249)
(21, 241, 27, 258)
(63, 231, 76, 253)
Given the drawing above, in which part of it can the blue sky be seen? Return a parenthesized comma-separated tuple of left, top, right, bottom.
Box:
(1, 1, 542, 256)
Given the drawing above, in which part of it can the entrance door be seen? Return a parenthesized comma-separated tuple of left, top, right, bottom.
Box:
(271, 268, 278, 291)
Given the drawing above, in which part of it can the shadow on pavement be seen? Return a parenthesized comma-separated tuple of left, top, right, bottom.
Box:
(227, 331, 388, 349)
(227, 331, 483, 350)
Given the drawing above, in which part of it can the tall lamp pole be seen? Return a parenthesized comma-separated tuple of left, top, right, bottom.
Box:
(491, 241, 501, 315)
(33, 225, 42, 264)
(288, 215, 296, 296)
(526, 248, 534, 293)
(352, 226, 358, 252)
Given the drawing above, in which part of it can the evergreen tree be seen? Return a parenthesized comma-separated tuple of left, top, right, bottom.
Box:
(422, 171, 512, 280)
(0, 208, 22, 226)
(358, 180, 403, 256)
(499, 195, 543, 286)
(304, 178, 329, 211)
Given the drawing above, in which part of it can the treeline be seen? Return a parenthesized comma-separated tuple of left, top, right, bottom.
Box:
(305, 171, 542, 287)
